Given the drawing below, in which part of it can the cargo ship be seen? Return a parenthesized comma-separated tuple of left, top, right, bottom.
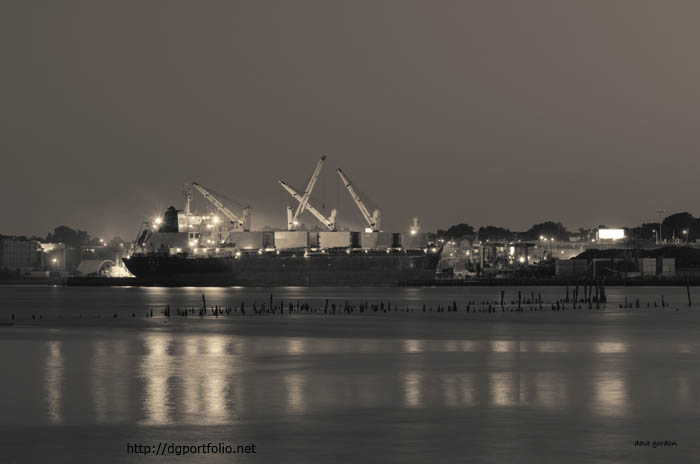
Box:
(122, 157, 441, 286)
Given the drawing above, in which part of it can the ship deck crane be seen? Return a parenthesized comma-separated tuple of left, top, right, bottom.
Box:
(282, 155, 330, 230)
(191, 182, 251, 231)
(337, 168, 381, 232)
(279, 180, 337, 230)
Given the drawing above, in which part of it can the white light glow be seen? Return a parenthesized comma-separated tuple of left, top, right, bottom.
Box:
(598, 228, 625, 240)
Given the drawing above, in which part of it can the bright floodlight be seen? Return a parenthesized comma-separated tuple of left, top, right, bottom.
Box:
(598, 228, 625, 240)
(155, 217, 162, 224)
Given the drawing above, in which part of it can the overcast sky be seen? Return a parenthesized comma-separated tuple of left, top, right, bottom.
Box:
(2, 1, 698, 239)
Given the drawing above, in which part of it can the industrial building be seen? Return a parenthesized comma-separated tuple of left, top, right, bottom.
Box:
(0, 237, 65, 275)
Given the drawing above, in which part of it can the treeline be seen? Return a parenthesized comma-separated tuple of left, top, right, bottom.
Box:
(3, 225, 123, 248)
(437, 221, 571, 242)
(438, 212, 700, 243)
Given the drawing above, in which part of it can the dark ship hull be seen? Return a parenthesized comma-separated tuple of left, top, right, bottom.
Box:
(122, 249, 441, 287)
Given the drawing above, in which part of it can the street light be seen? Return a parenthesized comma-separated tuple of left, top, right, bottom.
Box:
(656, 209, 666, 244)
(683, 229, 689, 244)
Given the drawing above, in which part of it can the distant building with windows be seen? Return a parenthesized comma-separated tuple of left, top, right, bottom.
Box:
(0, 237, 66, 274)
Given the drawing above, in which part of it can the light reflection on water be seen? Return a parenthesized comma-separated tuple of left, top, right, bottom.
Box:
(593, 373, 628, 417)
(11, 319, 700, 429)
(6, 287, 700, 462)
(44, 340, 63, 424)
(28, 331, 694, 426)
(140, 333, 173, 426)
(403, 372, 424, 408)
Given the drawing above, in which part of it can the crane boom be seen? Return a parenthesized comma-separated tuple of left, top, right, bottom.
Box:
(290, 155, 326, 229)
(279, 180, 336, 230)
(191, 182, 251, 231)
(337, 168, 380, 231)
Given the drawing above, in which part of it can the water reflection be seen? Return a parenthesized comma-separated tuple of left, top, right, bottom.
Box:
(23, 321, 696, 428)
(490, 341, 516, 353)
(593, 373, 628, 416)
(44, 341, 63, 424)
(532, 372, 567, 409)
(140, 333, 173, 425)
(403, 372, 424, 408)
(594, 342, 627, 353)
(287, 338, 306, 355)
(92, 339, 128, 423)
(284, 373, 306, 414)
(403, 340, 423, 353)
(490, 373, 516, 407)
(442, 374, 476, 407)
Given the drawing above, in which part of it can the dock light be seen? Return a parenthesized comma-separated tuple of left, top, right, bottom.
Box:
(293, 220, 299, 226)
(52, 258, 57, 263)
(235, 251, 242, 258)
(213, 216, 220, 224)
(518, 256, 525, 263)
(431, 247, 437, 253)
(155, 218, 162, 225)
(346, 249, 351, 254)
(365, 228, 373, 233)
(176, 248, 182, 253)
(410, 229, 417, 235)
(539, 235, 544, 240)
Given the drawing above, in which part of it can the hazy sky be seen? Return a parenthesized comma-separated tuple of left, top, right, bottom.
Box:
(2, 1, 699, 239)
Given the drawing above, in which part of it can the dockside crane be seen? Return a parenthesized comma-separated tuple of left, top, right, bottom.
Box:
(337, 168, 381, 232)
(281, 155, 333, 230)
(191, 182, 251, 231)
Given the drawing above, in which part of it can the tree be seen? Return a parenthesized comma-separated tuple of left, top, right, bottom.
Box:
(437, 223, 475, 239)
(661, 212, 699, 241)
(524, 221, 570, 241)
(45, 226, 91, 247)
(477, 226, 513, 242)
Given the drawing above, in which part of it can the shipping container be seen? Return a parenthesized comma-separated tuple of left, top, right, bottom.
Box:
(263, 231, 275, 248)
(400, 232, 428, 249)
(361, 232, 379, 249)
(351, 232, 360, 248)
(376, 232, 392, 248)
(308, 232, 320, 247)
(274, 231, 309, 249)
(640, 258, 657, 276)
(319, 231, 351, 248)
(660, 258, 675, 277)
(229, 232, 264, 250)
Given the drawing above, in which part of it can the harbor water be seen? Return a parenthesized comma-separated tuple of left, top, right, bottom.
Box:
(1, 285, 698, 463)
